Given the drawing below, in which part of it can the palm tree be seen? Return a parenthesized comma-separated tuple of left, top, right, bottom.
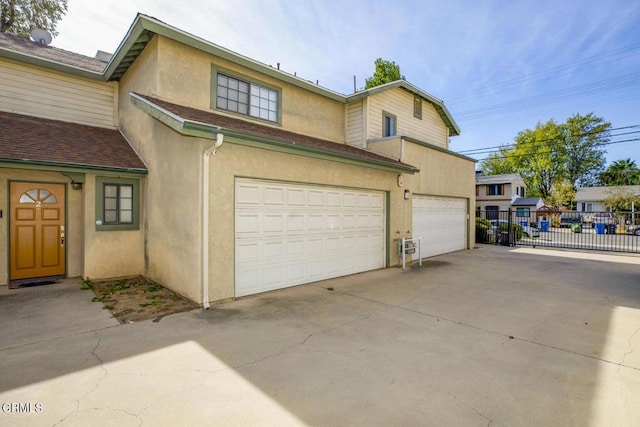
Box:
(599, 158, 640, 186)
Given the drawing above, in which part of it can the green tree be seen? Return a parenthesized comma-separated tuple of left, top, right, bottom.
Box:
(476, 113, 609, 208)
(599, 158, 640, 186)
(602, 189, 640, 212)
(1, 0, 68, 39)
(365, 58, 404, 89)
(511, 119, 565, 202)
(560, 113, 608, 188)
(478, 147, 515, 175)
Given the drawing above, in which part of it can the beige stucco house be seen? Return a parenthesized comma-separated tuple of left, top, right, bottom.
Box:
(475, 172, 526, 214)
(0, 14, 475, 305)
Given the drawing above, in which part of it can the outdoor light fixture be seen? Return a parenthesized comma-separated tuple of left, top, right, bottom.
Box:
(404, 189, 410, 200)
(71, 181, 83, 190)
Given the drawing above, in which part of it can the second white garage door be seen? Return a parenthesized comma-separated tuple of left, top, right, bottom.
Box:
(235, 179, 386, 297)
(412, 195, 467, 259)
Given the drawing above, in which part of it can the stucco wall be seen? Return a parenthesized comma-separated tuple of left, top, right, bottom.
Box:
(0, 169, 83, 285)
(118, 44, 204, 301)
(154, 36, 345, 143)
(137, 123, 203, 302)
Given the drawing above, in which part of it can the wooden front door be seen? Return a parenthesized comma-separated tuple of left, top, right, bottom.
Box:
(9, 182, 66, 281)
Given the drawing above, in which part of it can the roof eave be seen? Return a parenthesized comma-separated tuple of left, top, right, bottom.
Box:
(0, 158, 148, 175)
(0, 48, 104, 80)
(105, 15, 345, 102)
(402, 136, 475, 162)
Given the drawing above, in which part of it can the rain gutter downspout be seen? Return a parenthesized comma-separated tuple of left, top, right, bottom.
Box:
(202, 132, 224, 309)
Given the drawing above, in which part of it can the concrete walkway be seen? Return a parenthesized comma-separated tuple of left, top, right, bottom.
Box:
(1, 245, 639, 426)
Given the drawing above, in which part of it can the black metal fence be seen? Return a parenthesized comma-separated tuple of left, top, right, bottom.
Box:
(476, 209, 640, 254)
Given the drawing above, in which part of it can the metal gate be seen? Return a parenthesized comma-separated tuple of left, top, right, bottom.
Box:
(476, 209, 640, 254)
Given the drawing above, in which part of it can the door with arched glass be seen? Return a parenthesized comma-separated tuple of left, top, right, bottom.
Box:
(9, 182, 66, 281)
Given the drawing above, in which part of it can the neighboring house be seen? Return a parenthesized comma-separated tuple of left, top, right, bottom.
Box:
(576, 185, 640, 212)
(0, 14, 475, 304)
(475, 172, 526, 215)
(511, 197, 546, 220)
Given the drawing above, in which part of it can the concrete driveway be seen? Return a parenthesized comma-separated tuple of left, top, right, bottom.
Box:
(1, 245, 640, 426)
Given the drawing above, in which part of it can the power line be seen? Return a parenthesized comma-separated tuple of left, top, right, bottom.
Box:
(466, 137, 640, 161)
(446, 42, 640, 104)
(453, 71, 640, 120)
(458, 125, 640, 155)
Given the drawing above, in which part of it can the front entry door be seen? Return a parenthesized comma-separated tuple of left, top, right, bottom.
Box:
(9, 182, 66, 281)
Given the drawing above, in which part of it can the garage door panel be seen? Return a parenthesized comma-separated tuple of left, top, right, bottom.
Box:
(308, 190, 324, 206)
(308, 214, 324, 230)
(264, 187, 285, 205)
(264, 214, 285, 232)
(235, 179, 385, 297)
(237, 214, 260, 234)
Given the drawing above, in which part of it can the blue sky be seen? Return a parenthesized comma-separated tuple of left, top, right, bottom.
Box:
(53, 0, 640, 169)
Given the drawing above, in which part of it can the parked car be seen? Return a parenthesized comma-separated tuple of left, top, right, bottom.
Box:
(559, 212, 583, 228)
(591, 212, 616, 227)
(626, 223, 640, 236)
(489, 220, 539, 238)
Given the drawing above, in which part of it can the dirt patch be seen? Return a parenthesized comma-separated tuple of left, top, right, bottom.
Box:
(82, 276, 198, 323)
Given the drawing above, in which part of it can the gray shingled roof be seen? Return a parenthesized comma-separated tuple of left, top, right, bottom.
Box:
(0, 31, 106, 73)
(132, 93, 418, 173)
(476, 173, 522, 184)
(511, 197, 542, 207)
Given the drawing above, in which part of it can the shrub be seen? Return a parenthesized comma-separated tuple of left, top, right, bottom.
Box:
(498, 222, 524, 240)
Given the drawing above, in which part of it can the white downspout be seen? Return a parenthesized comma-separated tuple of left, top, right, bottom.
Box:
(202, 132, 224, 309)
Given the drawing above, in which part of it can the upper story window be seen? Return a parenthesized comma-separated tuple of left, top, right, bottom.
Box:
(487, 184, 504, 196)
(383, 112, 397, 137)
(216, 73, 279, 122)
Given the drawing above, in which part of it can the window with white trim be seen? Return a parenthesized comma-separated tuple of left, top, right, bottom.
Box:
(216, 73, 279, 122)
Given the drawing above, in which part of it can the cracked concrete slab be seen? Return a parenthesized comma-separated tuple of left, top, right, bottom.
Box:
(1, 245, 640, 426)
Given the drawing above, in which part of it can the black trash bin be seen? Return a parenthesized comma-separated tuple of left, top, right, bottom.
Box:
(500, 231, 510, 246)
(606, 224, 616, 234)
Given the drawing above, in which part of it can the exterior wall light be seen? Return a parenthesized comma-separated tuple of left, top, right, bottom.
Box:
(404, 189, 410, 200)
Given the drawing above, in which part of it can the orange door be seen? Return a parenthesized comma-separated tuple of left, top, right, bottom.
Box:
(9, 182, 66, 280)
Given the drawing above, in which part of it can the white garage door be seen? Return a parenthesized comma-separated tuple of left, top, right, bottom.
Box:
(412, 195, 467, 259)
(235, 179, 386, 297)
